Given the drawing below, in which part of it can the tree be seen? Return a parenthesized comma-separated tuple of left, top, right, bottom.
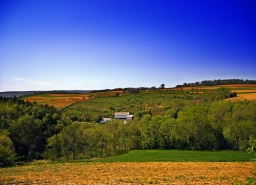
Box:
(159, 118, 178, 149)
(177, 104, 218, 150)
(139, 114, 154, 149)
(223, 101, 256, 150)
(0, 133, 16, 167)
(45, 134, 63, 162)
(245, 137, 256, 184)
(160, 84, 165, 89)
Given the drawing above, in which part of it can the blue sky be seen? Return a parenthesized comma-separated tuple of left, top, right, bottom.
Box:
(1, 0, 256, 91)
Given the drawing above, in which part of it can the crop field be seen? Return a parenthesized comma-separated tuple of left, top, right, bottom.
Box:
(228, 93, 256, 102)
(25, 94, 90, 108)
(0, 162, 255, 184)
(1, 150, 255, 184)
(94, 150, 255, 162)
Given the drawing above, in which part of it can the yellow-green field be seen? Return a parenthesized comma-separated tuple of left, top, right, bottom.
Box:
(1, 162, 255, 184)
(24, 85, 256, 109)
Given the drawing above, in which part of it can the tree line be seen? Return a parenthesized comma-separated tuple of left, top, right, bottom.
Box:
(177, 79, 256, 87)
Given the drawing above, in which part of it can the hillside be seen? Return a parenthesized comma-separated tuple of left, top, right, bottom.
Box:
(22, 84, 256, 110)
(60, 84, 256, 122)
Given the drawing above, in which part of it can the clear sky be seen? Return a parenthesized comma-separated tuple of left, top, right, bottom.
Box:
(1, 0, 256, 91)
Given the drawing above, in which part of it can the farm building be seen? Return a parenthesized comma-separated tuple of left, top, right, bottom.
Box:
(126, 115, 134, 120)
(100, 118, 112, 123)
(114, 112, 134, 120)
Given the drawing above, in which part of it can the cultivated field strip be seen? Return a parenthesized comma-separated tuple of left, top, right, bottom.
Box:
(1, 162, 255, 184)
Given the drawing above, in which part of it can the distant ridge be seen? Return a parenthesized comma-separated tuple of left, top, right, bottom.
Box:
(1, 79, 256, 98)
(0, 90, 91, 98)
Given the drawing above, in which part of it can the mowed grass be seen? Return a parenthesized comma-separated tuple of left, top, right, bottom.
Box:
(94, 150, 255, 162)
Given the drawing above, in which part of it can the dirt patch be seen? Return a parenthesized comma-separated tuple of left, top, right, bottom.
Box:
(0, 162, 255, 184)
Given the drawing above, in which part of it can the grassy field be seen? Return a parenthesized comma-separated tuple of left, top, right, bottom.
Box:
(93, 150, 255, 162)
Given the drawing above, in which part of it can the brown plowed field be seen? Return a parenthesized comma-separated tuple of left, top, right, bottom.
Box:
(229, 93, 256, 102)
(0, 162, 255, 184)
(25, 94, 90, 108)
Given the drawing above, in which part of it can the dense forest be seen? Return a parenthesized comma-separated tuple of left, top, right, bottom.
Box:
(0, 97, 65, 166)
(0, 86, 256, 166)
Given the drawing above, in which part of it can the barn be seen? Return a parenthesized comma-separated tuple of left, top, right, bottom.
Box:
(114, 112, 134, 120)
(126, 115, 134, 120)
(114, 112, 130, 119)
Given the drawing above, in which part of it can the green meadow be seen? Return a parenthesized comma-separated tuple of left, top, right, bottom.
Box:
(93, 150, 255, 162)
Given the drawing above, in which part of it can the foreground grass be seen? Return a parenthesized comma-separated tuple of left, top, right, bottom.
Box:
(93, 150, 255, 162)
(1, 162, 255, 184)
(1, 150, 255, 184)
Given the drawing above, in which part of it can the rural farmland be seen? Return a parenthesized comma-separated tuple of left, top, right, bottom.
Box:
(2, 0, 256, 184)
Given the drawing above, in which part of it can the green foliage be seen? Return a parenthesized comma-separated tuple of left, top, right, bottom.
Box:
(178, 104, 219, 149)
(0, 98, 63, 162)
(45, 120, 133, 161)
(247, 137, 256, 155)
(242, 137, 256, 185)
(0, 133, 16, 167)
